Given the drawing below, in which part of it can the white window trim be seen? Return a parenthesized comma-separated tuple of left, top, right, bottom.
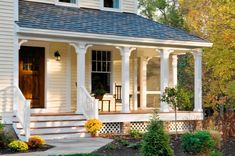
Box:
(100, 0, 122, 12)
(56, 0, 79, 8)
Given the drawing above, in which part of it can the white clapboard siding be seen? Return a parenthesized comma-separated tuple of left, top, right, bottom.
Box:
(123, 0, 137, 13)
(0, 0, 14, 112)
(46, 43, 68, 112)
(24, 0, 138, 14)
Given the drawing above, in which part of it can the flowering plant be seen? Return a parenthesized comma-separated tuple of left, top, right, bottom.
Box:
(85, 119, 103, 136)
(8, 140, 28, 152)
(27, 135, 45, 149)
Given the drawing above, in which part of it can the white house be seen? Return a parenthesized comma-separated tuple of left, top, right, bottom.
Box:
(0, 0, 212, 141)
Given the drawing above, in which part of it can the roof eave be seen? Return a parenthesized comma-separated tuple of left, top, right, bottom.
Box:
(17, 27, 213, 48)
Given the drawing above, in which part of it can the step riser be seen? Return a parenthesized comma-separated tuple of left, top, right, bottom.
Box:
(15, 121, 86, 128)
(40, 133, 90, 140)
(30, 127, 86, 135)
(30, 115, 86, 121)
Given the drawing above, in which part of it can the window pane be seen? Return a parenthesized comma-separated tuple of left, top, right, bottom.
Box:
(92, 73, 110, 93)
(102, 51, 107, 61)
(107, 62, 111, 72)
(113, 0, 119, 8)
(97, 62, 101, 71)
(102, 62, 107, 71)
(92, 51, 96, 61)
(104, 0, 119, 9)
(107, 52, 111, 61)
(92, 61, 96, 71)
(59, 0, 76, 4)
(97, 51, 102, 61)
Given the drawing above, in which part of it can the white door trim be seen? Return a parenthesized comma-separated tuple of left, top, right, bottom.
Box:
(20, 41, 49, 113)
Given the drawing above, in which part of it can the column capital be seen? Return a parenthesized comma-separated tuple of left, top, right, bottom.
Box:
(70, 42, 92, 54)
(192, 49, 203, 58)
(157, 48, 174, 57)
(140, 56, 152, 64)
(116, 46, 136, 57)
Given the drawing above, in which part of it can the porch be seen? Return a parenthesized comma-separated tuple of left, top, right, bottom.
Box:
(13, 39, 204, 141)
(17, 40, 203, 115)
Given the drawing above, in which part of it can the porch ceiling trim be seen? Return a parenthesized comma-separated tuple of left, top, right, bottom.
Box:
(18, 27, 213, 48)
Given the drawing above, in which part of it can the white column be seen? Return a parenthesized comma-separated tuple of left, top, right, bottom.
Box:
(120, 47, 131, 113)
(140, 57, 148, 109)
(71, 43, 87, 114)
(193, 49, 203, 112)
(159, 49, 172, 112)
(133, 53, 138, 111)
(172, 55, 178, 87)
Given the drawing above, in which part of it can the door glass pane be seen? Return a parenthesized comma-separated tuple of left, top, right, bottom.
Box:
(147, 57, 160, 91)
(147, 94, 160, 109)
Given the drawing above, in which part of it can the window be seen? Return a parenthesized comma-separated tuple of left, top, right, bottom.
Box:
(103, 0, 120, 9)
(58, 0, 77, 4)
(91, 50, 112, 93)
(57, 0, 78, 7)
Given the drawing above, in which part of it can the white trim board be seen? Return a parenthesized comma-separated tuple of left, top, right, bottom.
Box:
(18, 27, 213, 48)
(20, 41, 49, 112)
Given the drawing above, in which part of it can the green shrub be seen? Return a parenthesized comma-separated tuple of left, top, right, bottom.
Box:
(129, 129, 143, 138)
(209, 150, 223, 156)
(181, 130, 215, 154)
(127, 141, 142, 149)
(141, 117, 173, 156)
(0, 123, 4, 130)
(117, 139, 130, 146)
(0, 128, 14, 149)
(8, 140, 28, 152)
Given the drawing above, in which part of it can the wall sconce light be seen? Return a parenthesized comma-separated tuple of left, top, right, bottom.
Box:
(54, 51, 61, 61)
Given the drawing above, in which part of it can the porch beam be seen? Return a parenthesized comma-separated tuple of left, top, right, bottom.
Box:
(159, 49, 173, 112)
(193, 49, 203, 112)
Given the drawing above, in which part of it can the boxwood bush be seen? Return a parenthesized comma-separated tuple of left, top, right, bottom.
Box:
(181, 130, 215, 154)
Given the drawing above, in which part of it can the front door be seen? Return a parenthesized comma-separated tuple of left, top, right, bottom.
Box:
(19, 46, 45, 108)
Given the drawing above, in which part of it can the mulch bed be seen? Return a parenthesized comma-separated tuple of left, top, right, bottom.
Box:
(93, 135, 235, 156)
(0, 144, 54, 155)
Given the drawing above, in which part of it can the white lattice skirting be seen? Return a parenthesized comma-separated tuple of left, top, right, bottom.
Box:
(166, 121, 196, 133)
(99, 122, 122, 134)
(130, 122, 149, 132)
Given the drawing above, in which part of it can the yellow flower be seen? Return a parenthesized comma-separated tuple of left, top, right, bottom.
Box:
(85, 119, 103, 135)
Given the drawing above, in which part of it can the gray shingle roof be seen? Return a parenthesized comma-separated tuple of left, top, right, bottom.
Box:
(17, 0, 207, 43)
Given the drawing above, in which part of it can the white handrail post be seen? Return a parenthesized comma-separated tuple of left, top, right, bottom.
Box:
(13, 87, 17, 113)
(24, 100, 31, 142)
(94, 99, 99, 119)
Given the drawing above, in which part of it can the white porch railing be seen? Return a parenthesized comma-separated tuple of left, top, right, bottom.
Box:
(13, 86, 31, 142)
(79, 86, 99, 119)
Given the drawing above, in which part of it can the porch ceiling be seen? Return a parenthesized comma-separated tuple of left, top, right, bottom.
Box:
(17, 0, 212, 48)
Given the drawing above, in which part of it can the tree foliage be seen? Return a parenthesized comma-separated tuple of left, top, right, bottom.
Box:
(138, 0, 184, 28)
(139, 0, 235, 113)
(179, 0, 235, 111)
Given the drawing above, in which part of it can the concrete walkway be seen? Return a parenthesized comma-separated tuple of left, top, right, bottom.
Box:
(3, 137, 113, 156)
